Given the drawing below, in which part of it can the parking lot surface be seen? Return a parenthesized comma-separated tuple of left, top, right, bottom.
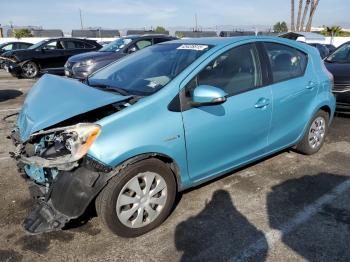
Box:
(0, 70, 349, 262)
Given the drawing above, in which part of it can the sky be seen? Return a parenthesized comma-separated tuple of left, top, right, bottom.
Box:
(1, 0, 350, 32)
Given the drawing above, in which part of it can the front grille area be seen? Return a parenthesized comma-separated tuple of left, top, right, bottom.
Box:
(333, 83, 350, 93)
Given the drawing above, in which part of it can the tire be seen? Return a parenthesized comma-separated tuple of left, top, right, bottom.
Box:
(295, 110, 329, 155)
(96, 158, 176, 237)
(21, 61, 39, 79)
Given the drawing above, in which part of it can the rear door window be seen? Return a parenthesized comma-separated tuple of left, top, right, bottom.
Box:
(17, 43, 31, 49)
(264, 42, 307, 83)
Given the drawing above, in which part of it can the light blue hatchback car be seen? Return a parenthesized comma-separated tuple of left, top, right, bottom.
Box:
(11, 36, 335, 237)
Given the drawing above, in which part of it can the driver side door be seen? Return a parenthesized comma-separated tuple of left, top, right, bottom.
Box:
(180, 43, 272, 181)
(36, 40, 65, 69)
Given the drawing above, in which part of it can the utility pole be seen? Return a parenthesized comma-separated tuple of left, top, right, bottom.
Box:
(79, 9, 84, 30)
(194, 13, 198, 32)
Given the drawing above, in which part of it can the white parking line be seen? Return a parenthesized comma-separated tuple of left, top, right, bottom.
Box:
(0, 156, 10, 161)
(232, 178, 350, 261)
(0, 108, 20, 113)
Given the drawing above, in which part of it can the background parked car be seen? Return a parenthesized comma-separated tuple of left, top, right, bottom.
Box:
(324, 41, 350, 113)
(0, 42, 33, 69)
(0, 41, 33, 55)
(64, 34, 176, 79)
(0, 38, 101, 78)
(308, 43, 330, 58)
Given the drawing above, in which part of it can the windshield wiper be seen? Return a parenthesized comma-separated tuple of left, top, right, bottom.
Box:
(89, 83, 130, 96)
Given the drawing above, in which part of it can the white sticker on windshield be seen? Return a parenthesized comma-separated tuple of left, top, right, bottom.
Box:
(177, 44, 208, 51)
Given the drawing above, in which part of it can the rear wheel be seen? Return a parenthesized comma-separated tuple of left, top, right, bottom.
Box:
(295, 110, 329, 155)
(96, 158, 176, 237)
(21, 61, 39, 78)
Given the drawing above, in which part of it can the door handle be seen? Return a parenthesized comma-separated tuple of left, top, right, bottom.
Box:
(306, 81, 316, 90)
(254, 98, 270, 109)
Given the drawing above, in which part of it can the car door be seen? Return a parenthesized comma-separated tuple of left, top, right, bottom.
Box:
(180, 43, 272, 181)
(63, 40, 88, 57)
(37, 40, 65, 69)
(261, 41, 318, 151)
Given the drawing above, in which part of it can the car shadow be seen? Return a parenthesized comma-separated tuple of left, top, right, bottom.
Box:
(0, 89, 23, 102)
(267, 173, 350, 261)
(174, 190, 268, 261)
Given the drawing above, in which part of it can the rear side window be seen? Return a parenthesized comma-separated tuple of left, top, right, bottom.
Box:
(83, 42, 95, 49)
(264, 42, 307, 83)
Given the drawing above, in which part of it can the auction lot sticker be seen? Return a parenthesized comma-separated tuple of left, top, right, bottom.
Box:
(177, 44, 209, 51)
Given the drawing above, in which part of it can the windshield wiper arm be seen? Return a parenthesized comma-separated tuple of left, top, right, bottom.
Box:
(89, 83, 130, 96)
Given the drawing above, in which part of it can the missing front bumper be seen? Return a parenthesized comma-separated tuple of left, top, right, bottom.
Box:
(22, 165, 114, 234)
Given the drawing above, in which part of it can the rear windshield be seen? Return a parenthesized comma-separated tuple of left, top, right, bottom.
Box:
(326, 42, 350, 63)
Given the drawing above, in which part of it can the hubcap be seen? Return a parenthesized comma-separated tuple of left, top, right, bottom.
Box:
(308, 116, 326, 149)
(116, 172, 167, 228)
(22, 62, 37, 78)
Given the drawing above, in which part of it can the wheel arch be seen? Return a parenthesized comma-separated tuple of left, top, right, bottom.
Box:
(113, 153, 182, 192)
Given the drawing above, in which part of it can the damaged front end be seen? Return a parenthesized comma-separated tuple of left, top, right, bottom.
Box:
(8, 74, 139, 234)
(10, 123, 115, 234)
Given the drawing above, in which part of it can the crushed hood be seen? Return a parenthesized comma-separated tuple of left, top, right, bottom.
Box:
(17, 74, 130, 141)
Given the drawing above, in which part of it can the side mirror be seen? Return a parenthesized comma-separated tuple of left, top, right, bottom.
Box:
(128, 46, 137, 54)
(191, 85, 228, 107)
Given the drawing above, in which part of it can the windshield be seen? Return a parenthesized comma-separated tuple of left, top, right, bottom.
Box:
(89, 43, 212, 96)
(28, 39, 49, 50)
(99, 38, 133, 52)
(326, 42, 350, 63)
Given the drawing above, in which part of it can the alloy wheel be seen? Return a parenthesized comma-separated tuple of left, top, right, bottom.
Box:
(308, 116, 326, 149)
(22, 62, 38, 78)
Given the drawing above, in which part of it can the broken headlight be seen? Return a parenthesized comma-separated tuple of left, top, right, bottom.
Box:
(61, 123, 101, 161)
(19, 123, 101, 169)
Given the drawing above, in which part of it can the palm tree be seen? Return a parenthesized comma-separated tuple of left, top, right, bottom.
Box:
(291, 0, 295, 31)
(300, 0, 311, 31)
(323, 25, 342, 45)
(296, 0, 303, 31)
(306, 0, 320, 32)
(324, 26, 342, 36)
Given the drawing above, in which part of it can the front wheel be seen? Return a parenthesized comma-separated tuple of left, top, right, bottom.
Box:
(96, 158, 176, 237)
(295, 110, 329, 155)
(21, 61, 39, 78)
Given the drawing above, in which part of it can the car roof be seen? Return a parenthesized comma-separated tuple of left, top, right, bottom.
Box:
(0, 41, 32, 45)
(167, 36, 298, 47)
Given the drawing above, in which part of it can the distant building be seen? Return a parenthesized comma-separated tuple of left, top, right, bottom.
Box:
(72, 29, 120, 38)
(175, 31, 217, 38)
(219, 31, 255, 37)
(31, 29, 63, 37)
(219, 30, 278, 37)
(126, 30, 169, 36)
